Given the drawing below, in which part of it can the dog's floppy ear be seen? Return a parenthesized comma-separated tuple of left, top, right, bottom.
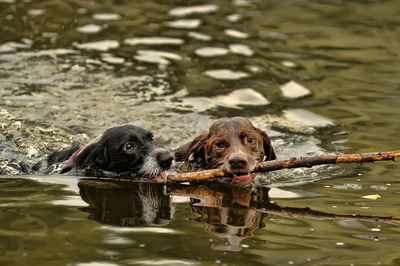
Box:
(256, 128, 277, 161)
(174, 134, 208, 162)
(72, 143, 109, 170)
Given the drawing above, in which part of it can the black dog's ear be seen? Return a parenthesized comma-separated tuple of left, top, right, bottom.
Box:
(72, 143, 109, 170)
(174, 134, 208, 162)
(256, 128, 277, 161)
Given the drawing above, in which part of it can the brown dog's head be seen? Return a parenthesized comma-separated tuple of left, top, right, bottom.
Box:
(174, 117, 276, 174)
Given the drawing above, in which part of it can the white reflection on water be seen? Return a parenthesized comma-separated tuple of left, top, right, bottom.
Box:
(187, 31, 212, 41)
(168, 4, 218, 17)
(92, 13, 121, 21)
(75, 24, 102, 34)
(101, 54, 125, 65)
(128, 259, 199, 266)
(226, 13, 242, 22)
(177, 88, 269, 112)
(166, 19, 202, 29)
(224, 29, 249, 39)
(228, 43, 254, 56)
(204, 69, 249, 80)
(283, 108, 335, 128)
(280, 80, 311, 99)
(0, 41, 31, 53)
(195, 47, 228, 57)
(134, 50, 182, 65)
(73, 40, 119, 51)
(98, 225, 180, 234)
(76, 262, 119, 266)
(124, 37, 184, 46)
(28, 9, 45, 16)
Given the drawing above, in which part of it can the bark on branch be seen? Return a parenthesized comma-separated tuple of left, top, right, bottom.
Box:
(166, 150, 400, 183)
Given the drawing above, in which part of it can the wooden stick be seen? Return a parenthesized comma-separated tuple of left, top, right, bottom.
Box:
(167, 150, 400, 183)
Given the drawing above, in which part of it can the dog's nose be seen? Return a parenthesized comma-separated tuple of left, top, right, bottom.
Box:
(156, 150, 174, 170)
(228, 154, 248, 170)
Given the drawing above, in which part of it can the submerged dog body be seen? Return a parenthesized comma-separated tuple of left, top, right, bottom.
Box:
(35, 125, 173, 178)
(174, 117, 276, 174)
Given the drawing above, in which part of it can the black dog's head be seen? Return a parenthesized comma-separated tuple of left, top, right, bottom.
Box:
(62, 125, 173, 178)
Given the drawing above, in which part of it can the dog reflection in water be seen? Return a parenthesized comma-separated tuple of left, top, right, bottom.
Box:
(78, 180, 398, 251)
(78, 180, 173, 226)
(78, 179, 269, 250)
(169, 183, 270, 252)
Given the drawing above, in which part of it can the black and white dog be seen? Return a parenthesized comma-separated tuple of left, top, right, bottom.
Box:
(34, 125, 173, 179)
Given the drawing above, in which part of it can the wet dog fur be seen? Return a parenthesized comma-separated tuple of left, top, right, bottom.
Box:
(174, 117, 276, 174)
(34, 125, 173, 178)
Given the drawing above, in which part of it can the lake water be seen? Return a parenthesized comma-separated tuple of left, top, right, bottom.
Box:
(1, 0, 400, 265)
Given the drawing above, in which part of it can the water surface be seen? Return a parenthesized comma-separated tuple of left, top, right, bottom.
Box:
(1, 0, 400, 265)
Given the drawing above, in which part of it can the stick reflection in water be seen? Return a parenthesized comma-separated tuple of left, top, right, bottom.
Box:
(78, 179, 400, 252)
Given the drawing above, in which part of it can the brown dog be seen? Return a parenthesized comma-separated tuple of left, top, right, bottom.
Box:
(174, 117, 276, 174)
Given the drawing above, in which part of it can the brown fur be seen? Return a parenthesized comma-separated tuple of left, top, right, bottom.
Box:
(174, 117, 276, 174)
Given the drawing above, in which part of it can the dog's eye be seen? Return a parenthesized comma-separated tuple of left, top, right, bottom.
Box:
(124, 143, 134, 151)
(215, 141, 225, 149)
(247, 137, 254, 144)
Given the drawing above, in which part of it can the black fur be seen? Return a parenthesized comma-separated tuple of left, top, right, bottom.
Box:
(41, 125, 173, 177)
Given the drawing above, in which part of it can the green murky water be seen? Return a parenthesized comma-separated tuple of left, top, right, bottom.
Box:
(1, 0, 400, 265)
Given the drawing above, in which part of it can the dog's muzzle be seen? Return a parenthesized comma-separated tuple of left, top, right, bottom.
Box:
(139, 148, 173, 178)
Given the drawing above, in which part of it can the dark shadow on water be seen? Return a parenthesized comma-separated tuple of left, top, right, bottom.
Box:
(78, 179, 400, 252)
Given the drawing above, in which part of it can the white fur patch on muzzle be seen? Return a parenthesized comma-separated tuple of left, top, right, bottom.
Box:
(138, 148, 166, 178)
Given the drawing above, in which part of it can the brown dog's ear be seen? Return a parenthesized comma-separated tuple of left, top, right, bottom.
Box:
(256, 128, 277, 161)
(174, 134, 208, 162)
